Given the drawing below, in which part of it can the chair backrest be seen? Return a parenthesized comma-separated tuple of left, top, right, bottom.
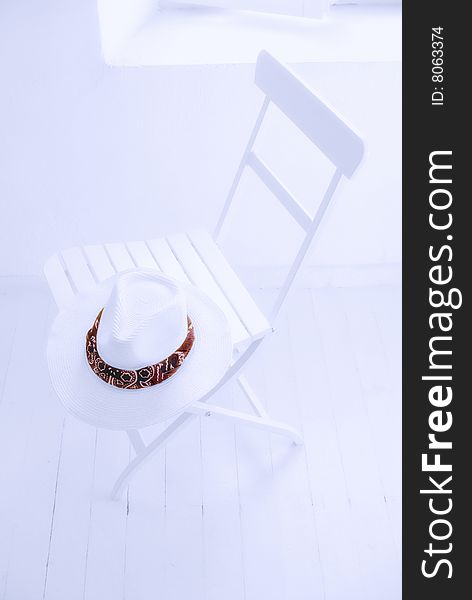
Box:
(214, 50, 364, 321)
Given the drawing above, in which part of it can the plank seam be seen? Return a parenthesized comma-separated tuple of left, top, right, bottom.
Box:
(42, 417, 66, 600)
(57, 252, 78, 296)
(78, 246, 100, 284)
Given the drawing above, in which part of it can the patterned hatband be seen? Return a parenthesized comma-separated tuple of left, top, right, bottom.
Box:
(85, 309, 195, 389)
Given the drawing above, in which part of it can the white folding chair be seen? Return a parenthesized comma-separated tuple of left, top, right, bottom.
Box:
(44, 51, 364, 499)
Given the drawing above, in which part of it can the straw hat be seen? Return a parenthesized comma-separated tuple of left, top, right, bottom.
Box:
(47, 269, 232, 429)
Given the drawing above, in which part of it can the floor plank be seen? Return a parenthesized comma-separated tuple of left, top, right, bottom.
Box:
(200, 387, 245, 600)
(163, 416, 205, 600)
(123, 423, 167, 600)
(82, 429, 130, 600)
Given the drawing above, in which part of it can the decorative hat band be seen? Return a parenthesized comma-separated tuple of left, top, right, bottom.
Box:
(85, 309, 195, 389)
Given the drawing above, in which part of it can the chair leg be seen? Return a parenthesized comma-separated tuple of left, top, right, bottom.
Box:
(111, 413, 196, 500)
(188, 401, 304, 446)
(236, 374, 303, 444)
(201, 338, 265, 401)
(237, 375, 269, 418)
(127, 429, 146, 454)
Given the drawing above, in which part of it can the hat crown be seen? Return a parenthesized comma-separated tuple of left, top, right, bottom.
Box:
(97, 271, 188, 370)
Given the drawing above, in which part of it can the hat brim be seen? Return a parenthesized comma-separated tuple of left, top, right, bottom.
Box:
(47, 273, 233, 429)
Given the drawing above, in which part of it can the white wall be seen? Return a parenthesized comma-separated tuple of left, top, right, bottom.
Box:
(97, 0, 156, 61)
(0, 0, 400, 277)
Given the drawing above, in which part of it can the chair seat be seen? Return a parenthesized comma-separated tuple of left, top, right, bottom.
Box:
(44, 230, 272, 348)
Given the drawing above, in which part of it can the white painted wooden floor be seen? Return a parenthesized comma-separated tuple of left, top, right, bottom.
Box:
(0, 279, 401, 600)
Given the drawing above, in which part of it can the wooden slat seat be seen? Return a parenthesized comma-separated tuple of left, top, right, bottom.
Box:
(44, 230, 272, 349)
